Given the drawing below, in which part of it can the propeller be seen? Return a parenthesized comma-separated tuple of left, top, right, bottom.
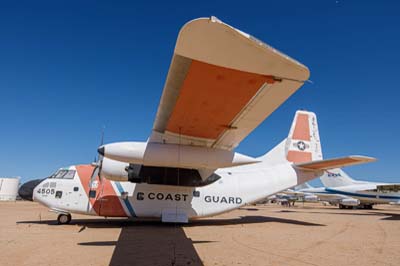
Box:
(92, 126, 105, 166)
(87, 126, 105, 212)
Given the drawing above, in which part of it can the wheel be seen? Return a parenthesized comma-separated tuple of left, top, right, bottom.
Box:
(57, 213, 71, 225)
(339, 204, 344, 209)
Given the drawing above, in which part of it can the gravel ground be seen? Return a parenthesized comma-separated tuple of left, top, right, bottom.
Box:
(0, 201, 399, 266)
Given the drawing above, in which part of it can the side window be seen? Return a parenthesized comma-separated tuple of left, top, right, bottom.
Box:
(89, 190, 96, 198)
(55, 191, 63, 199)
(193, 191, 200, 197)
(73, 187, 79, 192)
(120, 191, 129, 200)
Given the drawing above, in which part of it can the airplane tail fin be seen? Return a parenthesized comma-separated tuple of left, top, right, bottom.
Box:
(258, 110, 375, 171)
(285, 110, 323, 163)
(320, 168, 358, 187)
(258, 110, 376, 188)
(258, 110, 322, 165)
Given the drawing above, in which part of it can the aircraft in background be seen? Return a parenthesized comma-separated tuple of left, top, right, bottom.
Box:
(287, 182, 362, 208)
(289, 169, 400, 209)
(19, 17, 374, 224)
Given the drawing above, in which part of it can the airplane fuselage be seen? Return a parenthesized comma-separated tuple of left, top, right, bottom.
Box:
(324, 184, 400, 204)
(33, 162, 305, 221)
(301, 183, 400, 205)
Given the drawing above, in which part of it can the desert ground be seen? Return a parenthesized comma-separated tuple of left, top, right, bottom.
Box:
(0, 201, 399, 266)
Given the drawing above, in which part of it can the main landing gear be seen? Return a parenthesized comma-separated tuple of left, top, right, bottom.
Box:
(338, 204, 374, 210)
(339, 204, 353, 209)
(57, 213, 72, 225)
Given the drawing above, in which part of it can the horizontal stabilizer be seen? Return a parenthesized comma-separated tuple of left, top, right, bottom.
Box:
(294, 156, 376, 171)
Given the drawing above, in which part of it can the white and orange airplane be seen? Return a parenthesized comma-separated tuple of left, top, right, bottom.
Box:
(19, 17, 374, 224)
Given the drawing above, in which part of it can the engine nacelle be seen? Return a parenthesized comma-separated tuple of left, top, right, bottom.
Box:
(100, 157, 135, 182)
(100, 157, 221, 187)
(340, 198, 360, 206)
(99, 141, 260, 169)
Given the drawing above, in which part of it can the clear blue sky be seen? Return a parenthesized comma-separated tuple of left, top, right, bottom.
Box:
(1, 1, 399, 185)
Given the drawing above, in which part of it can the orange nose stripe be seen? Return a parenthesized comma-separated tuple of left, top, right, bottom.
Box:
(76, 165, 126, 217)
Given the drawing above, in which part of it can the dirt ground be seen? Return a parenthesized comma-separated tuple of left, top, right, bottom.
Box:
(0, 201, 399, 266)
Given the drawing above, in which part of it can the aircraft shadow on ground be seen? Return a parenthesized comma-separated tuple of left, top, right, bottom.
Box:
(17, 215, 324, 266)
(17, 215, 325, 228)
(100, 226, 204, 266)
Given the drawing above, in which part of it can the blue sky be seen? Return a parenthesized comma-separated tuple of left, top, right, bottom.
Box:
(0, 1, 399, 185)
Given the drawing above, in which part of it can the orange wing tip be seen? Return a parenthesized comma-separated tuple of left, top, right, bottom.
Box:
(294, 156, 377, 171)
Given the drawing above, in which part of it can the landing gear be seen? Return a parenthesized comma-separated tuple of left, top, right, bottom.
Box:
(338, 204, 355, 209)
(57, 213, 71, 225)
(363, 204, 373, 209)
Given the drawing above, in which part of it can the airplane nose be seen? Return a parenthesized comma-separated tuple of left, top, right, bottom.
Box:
(18, 179, 43, 201)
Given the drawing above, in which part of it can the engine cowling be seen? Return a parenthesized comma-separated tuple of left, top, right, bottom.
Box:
(100, 157, 133, 182)
(100, 157, 221, 187)
(340, 198, 360, 206)
(98, 141, 260, 169)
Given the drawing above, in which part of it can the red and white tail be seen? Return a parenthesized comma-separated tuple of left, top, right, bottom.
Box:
(258, 110, 375, 171)
(286, 111, 376, 170)
(285, 110, 323, 163)
(258, 110, 322, 166)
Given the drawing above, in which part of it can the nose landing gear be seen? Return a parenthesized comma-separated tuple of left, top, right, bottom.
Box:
(57, 213, 72, 225)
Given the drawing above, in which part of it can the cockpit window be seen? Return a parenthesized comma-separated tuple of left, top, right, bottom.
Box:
(51, 170, 76, 179)
(63, 170, 76, 179)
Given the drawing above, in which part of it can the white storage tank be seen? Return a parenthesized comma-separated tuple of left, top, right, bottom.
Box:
(0, 177, 20, 201)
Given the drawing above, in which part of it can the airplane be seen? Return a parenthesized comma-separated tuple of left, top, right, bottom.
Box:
(288, 169, 400, 209)
(19, 17, 374, 224)
(285, 182, 362, 208)
(321, 168, 400, 208)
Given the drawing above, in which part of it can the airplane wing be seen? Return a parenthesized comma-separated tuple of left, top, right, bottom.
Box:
(311, 192, 349, 201)
(285, 187, 354, 202)
(283, 189, 305, 196)
(150, 17, 310, 150)
(294, 156, 376, 171)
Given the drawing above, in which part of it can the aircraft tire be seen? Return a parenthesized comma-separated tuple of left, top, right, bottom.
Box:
(57, 213, 71, 225)
(339, 204, 344, 209)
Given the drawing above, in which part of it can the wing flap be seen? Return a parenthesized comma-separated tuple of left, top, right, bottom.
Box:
(294, 156, 376, 171)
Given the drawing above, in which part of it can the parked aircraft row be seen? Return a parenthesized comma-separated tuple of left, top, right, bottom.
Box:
(19, 17, 375, 224)
(287, 169, 400, 209)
